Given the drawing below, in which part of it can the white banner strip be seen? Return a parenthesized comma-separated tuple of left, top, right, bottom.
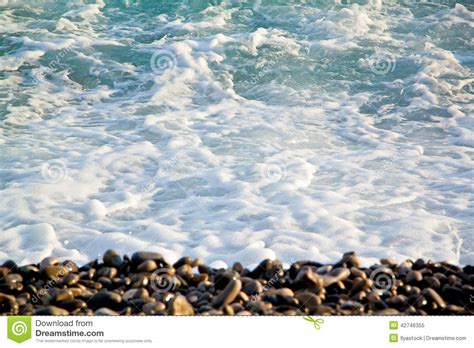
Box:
(0, 316, 472, 347)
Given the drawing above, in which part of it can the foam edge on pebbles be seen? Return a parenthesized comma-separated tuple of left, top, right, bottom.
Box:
(0, 251, 473, 316)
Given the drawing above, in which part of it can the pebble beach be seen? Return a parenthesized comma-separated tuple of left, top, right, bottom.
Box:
(1, 251, 473, 316)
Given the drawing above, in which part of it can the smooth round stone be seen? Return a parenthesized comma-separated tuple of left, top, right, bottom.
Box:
(34, 305, 69, 316)
(197, 280, 212, 292)
(191, 274, 208, 284)
(340, 301, 364, 312)
(230, 303, 245, 313)
(351, 278, 372, 294)
(131, 252, 164, 267)
(237, 291, 249, 303)
(40, 257, 59, 271)
(0, 293, 19, 314)
(443, 304, 465, 314)
(88, 291, 122, 309)
(82, 279, 103, 290)
(424, 276, 441, 289)
(337, 252, 361, 268)
(243, 279, 263, 295)
(98, 267, 117, 279)
(423, 288, 446, 308)
(123, 288, 149, 301)
(177, 264, 193, 279)
(63, 273, 80, 286)
(79, 269, 96, 280)
(270, 288, 294, 298)
(168, 295, 194, 315)
(213, 270, 239, 290)
(4, 273, 23, 289)
(173, 257, 193, 269)
(50, 289, 74, 303)
(192, 258, 204, 268)
(212, 279, 242, 307)
(95, 308, 119, 316)
(62, 260, 79, 273)
(67, 287, 84, 298)
(143, 301, 166, 315)
(385, 295, 408, 310)
(232, 262, 243, 274)
(222, 304, 234, 315)
(322, 267, 351, 287)
(406, 270, 423, 284)
(375, 308, 399, 315)
(246, 300, 267, 314)
(103, 249, 123, 268)
(131, 275, 149, 288)
(44, 265, 70, 279)
(97, 277, 113, 288)
(2, 260, 18, 272)
(351, 267, 367, 279)
(351, 291, 367, 302)
(295, 266, 323, 287)
(295, 292, 322, 312)
(19, 265, 40, 277)
(57, 299, 87, 312)
(137, 260, 157, 272)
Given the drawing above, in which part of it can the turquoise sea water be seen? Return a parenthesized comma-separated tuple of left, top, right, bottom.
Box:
(0, 0, 473, 266)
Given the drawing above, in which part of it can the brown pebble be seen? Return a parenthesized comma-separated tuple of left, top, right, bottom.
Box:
(322, 267, 351, 287)
(212, 279, 242, 307)
(423, 288, 446, 308)
(40, 257, 59, 271)
(168, 295, 194, 315)
(143, 301, 166, 315)
(44, 265, 70, 279)
(406, 270, 422, 284)
(295, 292, 322, 312)
(98, 267, 117, 279)
(123, 288, 149, 301)
(242, 279, 263, 295)
(88, 291, 122, 310)
(34, 305, 69, 316)
(269, 288, 294, 298)
(137, 260, 157, 272)
(63, 273, 80, 286)
(131, 251, 164, 267)
(103, 249, 123, 268)
(95, 308, 119, 316)
(50, 289, 74, 303)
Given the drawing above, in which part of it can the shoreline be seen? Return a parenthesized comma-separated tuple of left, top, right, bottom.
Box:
(1, 251, 473, 316)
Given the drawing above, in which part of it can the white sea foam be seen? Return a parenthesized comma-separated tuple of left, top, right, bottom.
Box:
(0, 1, 472, 267)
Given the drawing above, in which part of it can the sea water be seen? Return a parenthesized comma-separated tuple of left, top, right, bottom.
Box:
(0, 0, 472, 267)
